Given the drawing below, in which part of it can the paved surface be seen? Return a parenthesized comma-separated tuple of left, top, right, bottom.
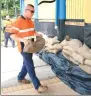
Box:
(1, 77, 79, 95)
(1, 43, 55, 87)
(1, 43, 79, 95)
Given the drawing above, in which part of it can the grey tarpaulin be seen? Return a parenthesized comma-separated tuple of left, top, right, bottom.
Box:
(39, 51, 91, 95)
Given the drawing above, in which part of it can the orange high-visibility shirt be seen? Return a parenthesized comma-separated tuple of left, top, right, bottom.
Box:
(11, 16, 37, 52)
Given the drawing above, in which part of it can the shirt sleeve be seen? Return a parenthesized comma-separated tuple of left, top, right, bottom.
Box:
(11, 19, 20, 34)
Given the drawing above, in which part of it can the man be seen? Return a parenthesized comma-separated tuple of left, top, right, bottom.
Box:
(4, 16, 15, 47)
(10, 4, 48, 93)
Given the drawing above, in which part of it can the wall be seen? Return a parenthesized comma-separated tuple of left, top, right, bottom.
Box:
(66, 0, 91, 23)
(84, 0, 91, 23)
(66, 0, 84, 19)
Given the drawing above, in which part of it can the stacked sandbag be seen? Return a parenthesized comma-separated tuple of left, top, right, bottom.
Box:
(43, 36, 62, 54)
(62, 52, 80, 65)
(45, 36, 60, 46)
(79, 65, 91, 74)
(40, 34, 91, 74)
(61, 38, 84, 65)
(76, 44, 91, 74)
(77, 44, 91, 66)
(60, 36, 91, 74)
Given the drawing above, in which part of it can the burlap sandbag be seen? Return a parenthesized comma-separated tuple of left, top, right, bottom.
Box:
(23, 36, 45, 53)
(84, 59, 91, 66)
(45, 43, 62, 50)
(46, 36, 60, 45)
(63, 46, 73, 52)
(77, 44, 91, 60)
(72, 53, 84, 65)
(62, 49, 72, 56)
(79, 65, 91, 74)
(62, 52, 79, 65)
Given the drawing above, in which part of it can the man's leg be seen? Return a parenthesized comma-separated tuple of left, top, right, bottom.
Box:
(18, 60, 27, 80)
(10, 37, 15, 47)
(4, 32, 9, 47)
(21, 52, 41, 90)
(18, 60, 30, 84)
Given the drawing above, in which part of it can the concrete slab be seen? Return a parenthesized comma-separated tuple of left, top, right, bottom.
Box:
(2, 82, 79, 95)
(1, 46, 55, 88)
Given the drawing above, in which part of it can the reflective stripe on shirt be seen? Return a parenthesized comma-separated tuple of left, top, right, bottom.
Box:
(19, 28, 34, 33)
(12, 27, 20, 31)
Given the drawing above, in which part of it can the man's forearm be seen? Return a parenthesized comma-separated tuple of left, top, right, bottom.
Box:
(10, 34, 24, 42)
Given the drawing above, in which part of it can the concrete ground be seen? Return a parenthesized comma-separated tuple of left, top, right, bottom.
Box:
(1, 42, 79, 95)
(1, 44, 55, 85)
(1, 81, 79, 95)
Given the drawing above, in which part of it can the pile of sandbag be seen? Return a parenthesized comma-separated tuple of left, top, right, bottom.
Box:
(42, 35, 91, 74)
(43, 36, 62, 53)
(60, 36, 91, 74)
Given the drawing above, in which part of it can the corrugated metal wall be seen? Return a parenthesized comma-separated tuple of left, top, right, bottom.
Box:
(84, 0, 91, 23)
(66, 0, 84, 19)
(66, 0, 91, 23)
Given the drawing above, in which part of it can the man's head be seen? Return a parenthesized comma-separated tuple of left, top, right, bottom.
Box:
(6, 15, 10, 20)
(24, 4, 34, 19)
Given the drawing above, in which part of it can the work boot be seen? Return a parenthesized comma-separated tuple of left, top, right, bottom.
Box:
(18, 78, 30, 84)
(37, 85, 48, 93)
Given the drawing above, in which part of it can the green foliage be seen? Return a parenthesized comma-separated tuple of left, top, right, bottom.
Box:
(1, 0, 20, 18)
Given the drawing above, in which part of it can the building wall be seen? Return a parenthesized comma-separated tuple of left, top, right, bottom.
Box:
(66, 0, 91, 23)
(66, 0, 84, 19)
(24, 0, 91, 41)
(38, 0, 55, 20)
(25, 0, 55, 20)
(25, 0, 34, 5)
(84, 0, 91, 23)
(24, 0, 91, 23)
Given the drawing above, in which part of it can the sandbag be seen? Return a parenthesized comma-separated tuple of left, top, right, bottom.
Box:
(84, 59, 91, 66)
(60, 39, 68, 46)
(23, 36, 45, 53)
(77, 44, 91, 60)
(62, 49, 72, 56)
(46, 36, 60, 45)
(72, 53, 84, 65)
(60, 38, 82, 52)
(67, 39, 82, 51)
(62, 52, 79, 65)
(79, 65, 91, 74)
(63, 46, 73, 52)
(48, 49, 60, 54)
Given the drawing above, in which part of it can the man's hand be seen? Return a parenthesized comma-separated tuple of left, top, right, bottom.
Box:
(35, 33, 42, 37)
(20, 38, 29, 46)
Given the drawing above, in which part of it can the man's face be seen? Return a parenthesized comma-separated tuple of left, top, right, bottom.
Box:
(25, 6, 34, 19)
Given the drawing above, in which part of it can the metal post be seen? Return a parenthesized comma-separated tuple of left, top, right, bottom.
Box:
(55, 0, 59, 26)
(34, 0, 39, 31)
(58, 0, 66, 19)
(56, 0, 66, 41)
(34, 0, 38, 19)
(20, 0, 25, 15)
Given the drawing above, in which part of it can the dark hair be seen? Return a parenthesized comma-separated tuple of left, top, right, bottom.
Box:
(27, 4, 34, 8)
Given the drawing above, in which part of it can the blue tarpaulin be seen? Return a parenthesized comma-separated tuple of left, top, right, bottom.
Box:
(39, 51, 91, 95)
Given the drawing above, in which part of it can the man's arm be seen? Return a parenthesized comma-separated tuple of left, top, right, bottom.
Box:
(10, 34, 23, 42)
(10, 34, 29, 46)
(10, 19, 28, 44)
